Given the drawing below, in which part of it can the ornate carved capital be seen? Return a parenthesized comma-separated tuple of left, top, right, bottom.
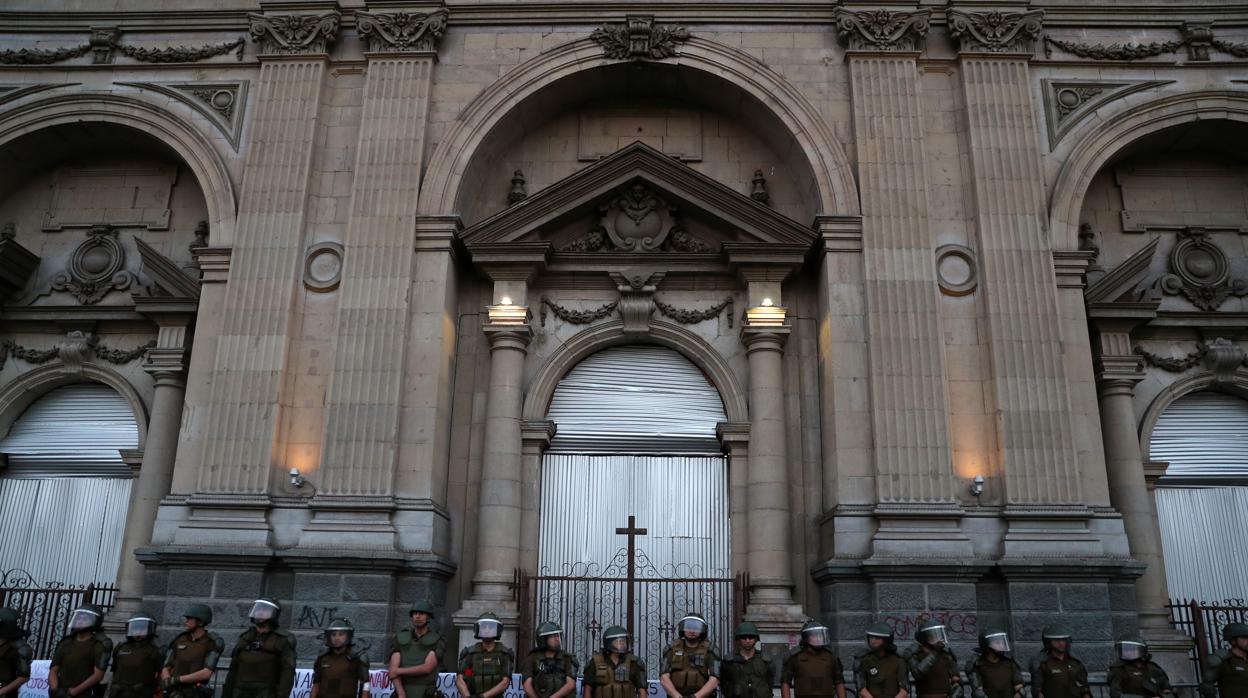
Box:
(89, 27, 119, 64)
(357, 8, 448, 54)
(948, 9, 1044, 55)
(833, 8, 931, 53)
(248, 12, 340, 56)
(590, 15, 690, 61)
(741, 326, 790, 353)
(482, 323, 533, 352)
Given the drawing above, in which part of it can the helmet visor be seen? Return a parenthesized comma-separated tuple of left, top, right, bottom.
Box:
(984, 633, 1010, 654)
(920, 625, 948, 646)
(678, 617, 707, 637)
(68, 608, 99, 632)
(249, 600, 279, 623)
(126, 617, 155, 639)
(327, 629, 351, 648)
(476, 619, 501, 640)
(1118, 641, 1146, 661)
(605, 632, 630, 653)
(802, 626, 830, 648)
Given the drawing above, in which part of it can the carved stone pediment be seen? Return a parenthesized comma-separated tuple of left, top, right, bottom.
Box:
(460, 142, 816, 263)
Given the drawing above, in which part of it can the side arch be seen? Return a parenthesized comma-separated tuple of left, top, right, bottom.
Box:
(1138, 369, 1248, 460)
(0, 362, 150, 449)
(1049, 90, 1248, 251)
(419, 37, 859, 218)
(0, 92, 238, 246)
(522, 320, 748, 425)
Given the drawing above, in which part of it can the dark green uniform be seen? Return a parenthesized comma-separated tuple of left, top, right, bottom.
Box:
(905, 645, 958, 698)
(389, 628, 445, 698)
(662, 640, 720, 696)
(51, 632, 113, 697)
(1202, 649, 1248, 698)
(163, 630, 226, 698)
(313, 649, 369, 698)
(109, 640, 163, 698)
(458, 642, 513, 696)
(965, 654, 1023, 698)
(1028, 653, 1090, 698)
(1108, 660, 1171, 698)
(521, 649, 578, 698)
(583, 653, 646, 698)
(854, 651, 907, 698)
(0, 638, 32, 687)
(722, 651, 774, 698)
(222, 628, 297, 698)
(781, 647, 842, 698)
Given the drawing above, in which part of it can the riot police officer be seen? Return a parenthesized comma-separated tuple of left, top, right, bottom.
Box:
(854, 624, 908, 698)
(904, 622, 959, 698)
(660, 613, 720, 698)
(781, 620, 844, 698)
(49, 604, 112, 698)
(311, 619, 370, 698)
(722, 623, 774, 698)
(965, 630, 1023, 698)
(1028, 626, 1090, 698)
(1108, 638, 1172, 698)
(222, 598, 297, 698)
(388, 601, 445, 698)
(1202, 622, 1248, 698)
(456, 613, 513, 698)
(110, 616, 163, 698)
(583, 626, 646, 698)
(0, 607, 32, 697)
(522, 622, 577, 698)
(162, 604, 225, 698)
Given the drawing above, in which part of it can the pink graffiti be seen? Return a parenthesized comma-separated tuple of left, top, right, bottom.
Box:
(884, 611, 977, 639)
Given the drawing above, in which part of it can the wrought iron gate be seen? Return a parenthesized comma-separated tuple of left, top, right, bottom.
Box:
(517, 545, 746, 678)
(0, 568, 119, 659)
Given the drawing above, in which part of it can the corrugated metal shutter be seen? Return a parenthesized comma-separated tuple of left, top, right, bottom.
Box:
(1155, 487, 1248, 604)
(539, 454, 730, 576)
(546, 346, 728, 453)
(1149, 391, 1248, 481)
(0, 384, 139, 478)
(0, 477, 132, 586)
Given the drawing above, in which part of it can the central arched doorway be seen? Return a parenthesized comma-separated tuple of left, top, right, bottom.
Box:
(535, 345, 731, 672)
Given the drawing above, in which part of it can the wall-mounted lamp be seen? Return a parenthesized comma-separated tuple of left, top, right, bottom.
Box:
(970, 475, 985, 498)
(745, 302, 787, 327)
(486, 299, 529, 325)
(289, 467, 306, 488)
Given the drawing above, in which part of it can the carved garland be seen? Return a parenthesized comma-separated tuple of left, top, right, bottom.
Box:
(1135, 339, 1248, 382)
(0, 337, 154, 371)
(1043, 23, 1234, 62)
(0, 38, 243, 65)
(591, 15, 690, 61)
(539, 297, 618, 327)
(654, 297, 734, 328)
(0, 45, 91, 65)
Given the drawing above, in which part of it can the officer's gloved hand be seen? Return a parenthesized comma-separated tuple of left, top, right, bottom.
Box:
(161, 676, 181, 691)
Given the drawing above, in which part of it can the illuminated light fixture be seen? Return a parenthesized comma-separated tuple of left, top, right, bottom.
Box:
(487, 300, 529, 325)
(746, 303, 786, 327)
(970, 475, 985, 498)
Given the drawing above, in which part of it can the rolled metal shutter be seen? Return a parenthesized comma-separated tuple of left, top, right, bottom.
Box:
(546, 346, 728, 453)
(1149, 391, 1248, 481)
(1156, 487, 1248, 604)
(0, 383, 138, 478)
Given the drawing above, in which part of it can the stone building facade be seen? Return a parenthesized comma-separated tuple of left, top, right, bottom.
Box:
(1, 0, 1247, 681)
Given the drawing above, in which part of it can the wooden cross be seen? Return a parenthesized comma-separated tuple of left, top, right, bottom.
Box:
(616, 515, 647, 639)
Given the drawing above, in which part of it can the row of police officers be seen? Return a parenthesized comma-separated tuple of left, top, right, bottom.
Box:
(2, 602, 1248, 698)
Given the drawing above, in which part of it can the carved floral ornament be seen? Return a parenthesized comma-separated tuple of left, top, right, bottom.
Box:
(559, 182, 714, 254)
(0, 331, 155, 371)
(590, 15, 690, 61)
(51, 224, 134, 305)
(948, 9, 1044, 54)
(0, 30, 244, 65)
(247, 12, 340, 55)
(1135, 338, 1247, 385)
(832, 8, 931, 52)
(1043, 22, 1248, 62)
(357, 8, 449, 53)
(1159, 228, 1248, 311)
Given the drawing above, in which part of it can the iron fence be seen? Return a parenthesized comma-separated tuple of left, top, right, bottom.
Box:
(0, 568, 119, 659)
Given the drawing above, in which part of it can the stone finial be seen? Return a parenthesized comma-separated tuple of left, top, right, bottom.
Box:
(591, 15, 690, 61)
(508, 170, 528, 205)
(832, 8, 931, 52)
(947, 9, 1044, 54)
(750, 169, 770, 205)
(356, 8, 448, 54)
(247, 12, 340, 55)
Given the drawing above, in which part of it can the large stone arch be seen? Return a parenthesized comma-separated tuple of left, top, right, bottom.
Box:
(0, 92, 238, 246)
(0, 362, 150, 449)
(1049, 90, 1248, 251)
(1138, 370, 1248, 461)
(522, 319, 748, 425)
(419, 37, 859, 219)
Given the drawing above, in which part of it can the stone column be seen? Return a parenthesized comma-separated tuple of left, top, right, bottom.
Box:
(519, 420, 556, 575)
(111, 333, 190, 621)
(738, 272, 803, 628)
(951, 9, 1098, 555)
(716, 422, 750, 578)
(835, 8, 967, 557)
(182, 10, 339, 543)
(308, 9, 449, 548)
